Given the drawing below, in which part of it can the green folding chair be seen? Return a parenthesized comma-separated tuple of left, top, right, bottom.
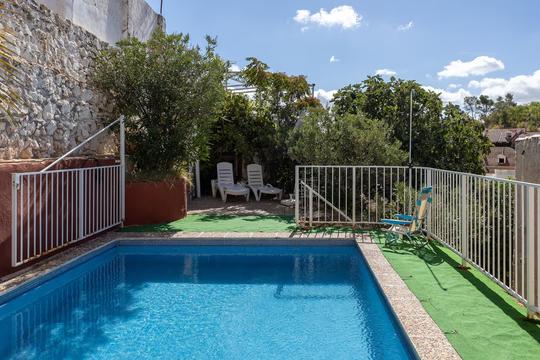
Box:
(380, 186, 432, 245)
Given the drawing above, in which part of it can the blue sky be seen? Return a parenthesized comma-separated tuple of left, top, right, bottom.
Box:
(146, 1, 540, 105)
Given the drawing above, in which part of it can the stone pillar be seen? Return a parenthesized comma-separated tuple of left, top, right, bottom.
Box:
(516, 135, 540, 183)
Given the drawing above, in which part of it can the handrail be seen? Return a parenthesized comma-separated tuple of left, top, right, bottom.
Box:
(300, 180, 352, 223)
(296, 164, 540, 188)
(417, 166, 540, 188)
(12, 115, 126, 267)
(41, 115, 125, 172)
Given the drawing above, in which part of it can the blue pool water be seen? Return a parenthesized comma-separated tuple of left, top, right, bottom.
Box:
(0, 245, 416, 360)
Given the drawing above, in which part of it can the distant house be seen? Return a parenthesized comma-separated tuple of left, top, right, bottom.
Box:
(484, 128, 526, 178)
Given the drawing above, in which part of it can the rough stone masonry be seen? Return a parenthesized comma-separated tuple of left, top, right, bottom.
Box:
(0, 0, 163, 161)
(0, 0, 113, 160)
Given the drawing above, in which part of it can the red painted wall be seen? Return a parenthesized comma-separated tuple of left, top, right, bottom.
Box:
(0, 158, 116, 278)
(125, 178, 187, 226)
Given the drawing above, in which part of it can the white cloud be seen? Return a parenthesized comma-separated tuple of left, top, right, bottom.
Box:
(330, 56, 340, 63)
(437, 56, 505, 78)
(397, 21, 414, 31)
(448, 83, 462, 89)
(467, 70, 540, 103)
(300, 26, 309, 33)
(228, 64, 241, 72)
(293, 6, 361, 29)
(423, 86, 471, 105)
(375, 68, 397, 77)
(315, 89, 337, 106)
(468, 78, 507, 89)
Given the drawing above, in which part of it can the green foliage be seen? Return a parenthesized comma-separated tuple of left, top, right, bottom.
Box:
(210, 92, 256, 160)
(223, 57, 321, 191)
(330, 76, 490, 174)
(439, 104, 491, 174)
(288, 110, 407, 166)
(388, 181, 417, 216)
(242, 57, 320, 128)
(474, 93, 540, 130)
(93, 30, 227, 177)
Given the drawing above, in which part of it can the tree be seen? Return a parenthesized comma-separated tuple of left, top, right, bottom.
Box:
(234, 57, 321, 191)
(331, 76, 490, 174)
(464, 96, 479, 119)
(288, 109, 407, 166)
(210, 92, 255, 161)
(93, 30, 228, 178)
(439, 104, 491, 173)
(480, 93, 540, 129)
(477, 95, 495, 119)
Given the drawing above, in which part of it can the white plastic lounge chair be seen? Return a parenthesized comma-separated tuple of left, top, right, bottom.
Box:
(216, 162, 250, 202)
(246, 164, 282, 202)
(380, 186, 432, 245)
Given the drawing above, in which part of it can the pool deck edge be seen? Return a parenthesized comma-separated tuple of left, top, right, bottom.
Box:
(356, 242, 461, 360)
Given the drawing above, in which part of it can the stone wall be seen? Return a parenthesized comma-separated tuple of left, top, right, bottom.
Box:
(516, 135, 540, 183)
(0, 0, 117, 160)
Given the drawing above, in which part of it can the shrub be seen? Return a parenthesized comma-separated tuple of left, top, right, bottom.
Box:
(288, 110, 408, 166)
(93, 30, 228, 178)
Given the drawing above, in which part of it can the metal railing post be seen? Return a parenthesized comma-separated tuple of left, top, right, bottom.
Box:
(525, 186, 538, 319)
(11, 174, 19, 267)
(295, 166, 300, 223)
(460, 174, 468, 268)
(309, 187, 313, 227)
(78, 170, 85, 239)
(352, 167, 356, 225)
(408, 166, 413, 213)
(120, 116, 126, 226)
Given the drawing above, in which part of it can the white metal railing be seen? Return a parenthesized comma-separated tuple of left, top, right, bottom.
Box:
(11, 117, 125, 266)
(295, 165, 540, 318)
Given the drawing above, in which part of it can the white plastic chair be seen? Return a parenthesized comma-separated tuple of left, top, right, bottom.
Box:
(247, 164, 282, 202)
(216, 162, 250, 202)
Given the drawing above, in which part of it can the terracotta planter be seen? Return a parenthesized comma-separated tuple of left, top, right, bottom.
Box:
(125, 177, 187, 226)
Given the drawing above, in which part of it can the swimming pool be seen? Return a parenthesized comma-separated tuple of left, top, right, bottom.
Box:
(0, 244, 417, 359)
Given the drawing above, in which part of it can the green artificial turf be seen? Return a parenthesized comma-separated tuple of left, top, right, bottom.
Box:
(121, 214, 366, 234)
(378, 236, 540, 360)
(121, 214, 297, 233)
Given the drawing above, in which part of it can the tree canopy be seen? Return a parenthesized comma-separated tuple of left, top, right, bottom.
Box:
(288, 109, 407, 166)
(465, 93, 540, 130)
(204, 57, 321, 191)
(329, 76, 490, 173)
(93, 30, 228, 178)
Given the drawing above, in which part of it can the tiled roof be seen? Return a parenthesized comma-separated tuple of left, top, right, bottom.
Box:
(484, 128, 526, 145)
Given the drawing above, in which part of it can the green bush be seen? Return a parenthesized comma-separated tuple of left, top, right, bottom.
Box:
(93, 30, 228, 178)
(288, 110, 408, 166)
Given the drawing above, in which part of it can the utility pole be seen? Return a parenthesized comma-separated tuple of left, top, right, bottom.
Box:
(409, 89, 414, 167)
(160, 0, 163, 15)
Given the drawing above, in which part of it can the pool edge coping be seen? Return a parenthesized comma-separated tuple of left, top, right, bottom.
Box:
(356, 242, 462, 360)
